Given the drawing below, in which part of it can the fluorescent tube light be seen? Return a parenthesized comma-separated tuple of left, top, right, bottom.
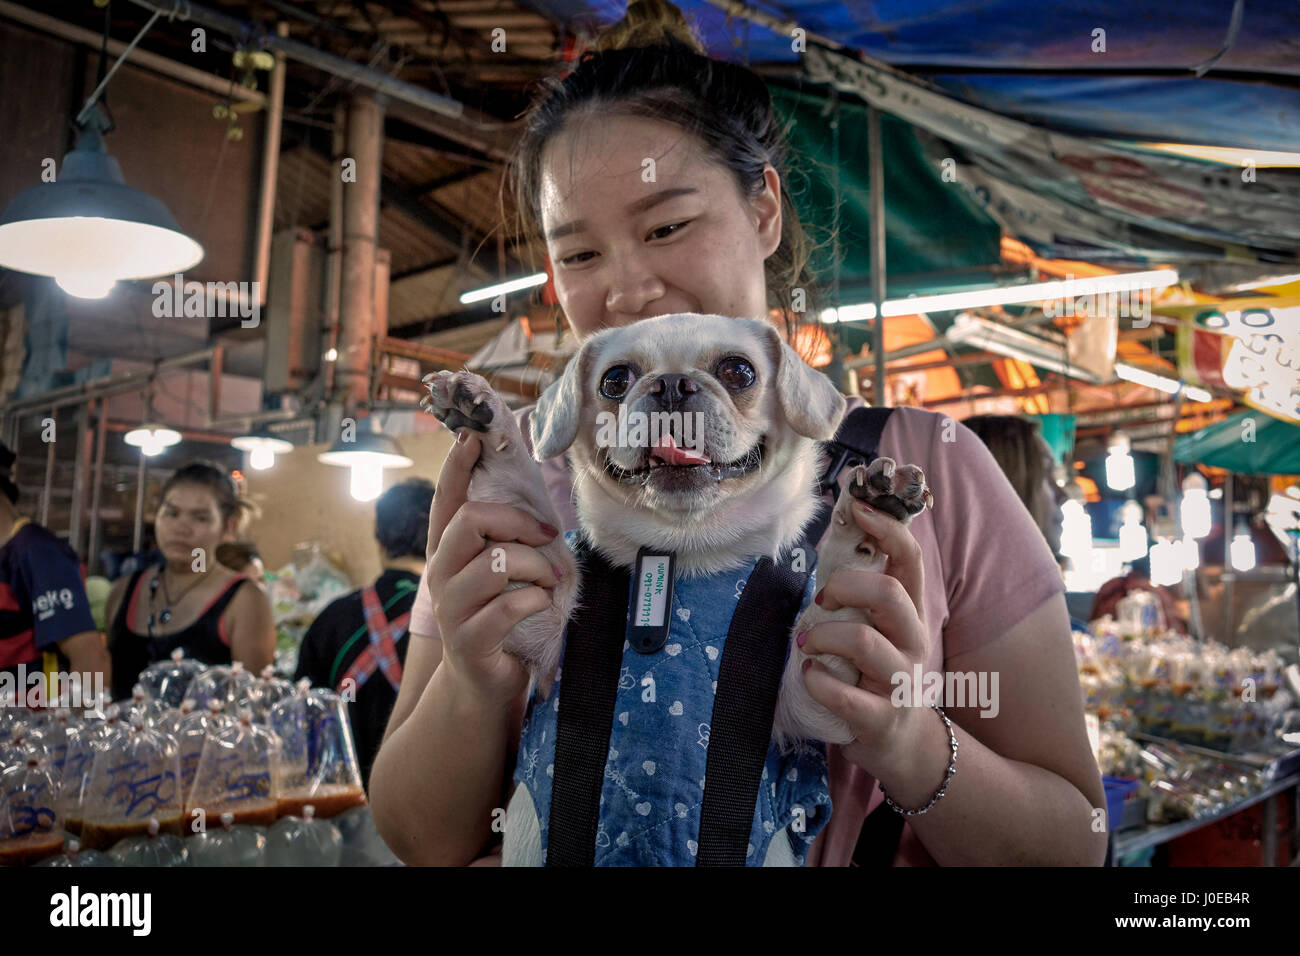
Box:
(459, 272, 548, 305)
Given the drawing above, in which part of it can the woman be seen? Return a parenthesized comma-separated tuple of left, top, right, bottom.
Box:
(105, 462, 275, 698)
(370, 0, 1105, 866)
(962, 415, 1069, 558)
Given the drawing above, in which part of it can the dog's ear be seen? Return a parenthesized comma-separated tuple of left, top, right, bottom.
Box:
(531, 338, 597, 460)
(756, 321, 847, 440)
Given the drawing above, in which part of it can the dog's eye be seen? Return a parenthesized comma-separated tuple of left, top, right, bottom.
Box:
(600, 365, 634, 400)
(715, 357, 756, 391)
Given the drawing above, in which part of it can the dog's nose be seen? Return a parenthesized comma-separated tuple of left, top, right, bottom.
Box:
(650, 374, 698, 409)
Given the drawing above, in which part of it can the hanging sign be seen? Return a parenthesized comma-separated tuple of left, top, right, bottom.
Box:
(1178, 308, 1300, 422)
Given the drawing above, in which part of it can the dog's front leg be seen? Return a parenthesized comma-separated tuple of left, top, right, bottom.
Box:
(423, 370, 579, 694)
(772, 459, 932, 752)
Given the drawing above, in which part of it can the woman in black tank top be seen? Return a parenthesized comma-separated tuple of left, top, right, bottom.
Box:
(106, 463, 275, 699)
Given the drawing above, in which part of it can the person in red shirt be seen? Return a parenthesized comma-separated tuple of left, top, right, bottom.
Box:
(0, 441, 109, 703)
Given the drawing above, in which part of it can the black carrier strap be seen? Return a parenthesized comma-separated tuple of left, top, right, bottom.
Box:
(697, 542, 812, 866)
(803, 406, 896, 548)
(547, 537, 631, 867)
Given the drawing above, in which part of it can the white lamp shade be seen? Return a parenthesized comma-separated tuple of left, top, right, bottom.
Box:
(124, 425, 181, 457)
(0, 126, 203, 286)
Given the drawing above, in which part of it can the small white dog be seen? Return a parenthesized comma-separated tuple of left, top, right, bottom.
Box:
(422, 313, 931, 747)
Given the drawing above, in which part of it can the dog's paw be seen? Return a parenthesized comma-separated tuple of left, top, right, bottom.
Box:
(846, 458, 933, 523)
(771, 609, 859, 752)
(421, 369, 525, 458)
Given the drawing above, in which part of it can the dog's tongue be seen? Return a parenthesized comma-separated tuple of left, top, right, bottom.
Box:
(650, 433, 711, 466)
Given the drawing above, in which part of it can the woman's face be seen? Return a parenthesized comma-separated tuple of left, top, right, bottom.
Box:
(155, 484, 231, 567)
(539, 113, 783, 339)
(1036, 435, 1068, 555)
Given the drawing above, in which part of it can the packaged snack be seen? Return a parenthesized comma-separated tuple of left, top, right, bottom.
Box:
(79, 715, 183, 851)
(176, 700, 237, 809)
(187, 709, 281, 829)
(0, 756, 64, 865)
(270, 685, 365, 818)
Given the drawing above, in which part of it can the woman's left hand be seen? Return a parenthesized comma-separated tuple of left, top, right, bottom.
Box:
(799, 499, 932, 777)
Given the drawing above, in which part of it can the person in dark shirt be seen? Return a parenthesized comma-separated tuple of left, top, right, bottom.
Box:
(295, 478, 435, 790)
(0, 441, 109, 702)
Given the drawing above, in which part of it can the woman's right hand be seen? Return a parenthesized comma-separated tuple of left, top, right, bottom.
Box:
(426, 431, 561, 707)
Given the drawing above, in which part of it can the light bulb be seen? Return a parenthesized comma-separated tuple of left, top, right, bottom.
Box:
(1230, 533, 1256, 572)
(349, 459, 384, 502)
(1149, 538, 1182, 587)
(249, 445, 275, 470)
(1177, 536, 1200, 572)
(1060, 499, 1093, 565)
(56, 272, 115, 299)
(1118, 500, 1148, 561)
(1106, 444, 1136, 492)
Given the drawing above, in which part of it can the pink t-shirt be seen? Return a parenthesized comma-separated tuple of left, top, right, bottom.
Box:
(409, 402, 1065, 866)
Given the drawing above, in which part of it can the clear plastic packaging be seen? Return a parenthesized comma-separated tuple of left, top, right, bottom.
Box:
(0, 756, 65, 865)
(61, 704, 128, 836)
(105, 817, 189, 866)
(125, 683, 168, 728)
(270, 683, 365, 818)
(184, 661, 257, 713)
(264, 804, 342, 867)
(138, 649, 206, 708)
(248, 665, 295, 724)
(335, 805, 400, 867)
(34, 837, 114, 867)
(79, 715, 183, 851)
(187, 810, 267, 866)
(155, 698, 198, 740)
(176, 700, 236, 812)
(187, 708, 281, 829)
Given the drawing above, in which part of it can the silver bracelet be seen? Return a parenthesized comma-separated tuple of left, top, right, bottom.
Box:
(879, 705, 958, 817)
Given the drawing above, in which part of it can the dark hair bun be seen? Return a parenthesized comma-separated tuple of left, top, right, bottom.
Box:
(588, 0, 705, 55)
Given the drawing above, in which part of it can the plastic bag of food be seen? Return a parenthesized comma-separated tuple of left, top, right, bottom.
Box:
(106, 817, 189, 866)
(61, 704, 129, 836)
(264, 804, 342, 867)
(184, 661, 258, 713)
(0, 756, 65, 865)
(176, 700, 236, 812)
(125, 683, 168, 728)
(138, 649, 206, 708)
(270, 684, 365, 819)
(247, 665, 295, 724)
(79, 715, 183, 851)
(187, 709, 281, 830)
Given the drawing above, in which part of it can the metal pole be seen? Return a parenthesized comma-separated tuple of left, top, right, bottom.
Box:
(124, 0, 463, 119)
(87, 397, 108, 575)
(69, 403, 90, 553)
(322, 101, 346, 399)
(252, 22, 289, 304)
(337, 92, 385, 408)
(132, 452, 147, 554)
(867, 106, 887, 407)
(1222, 472, 1235, 644)
(40, 409, 55, 526)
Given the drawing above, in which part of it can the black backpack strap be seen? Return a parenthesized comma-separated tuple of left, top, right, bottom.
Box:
(803, 406, 896, 555)
(546, 537, 631, 866)
(697, 538, 814, 866)
(850, 798, 905, 867)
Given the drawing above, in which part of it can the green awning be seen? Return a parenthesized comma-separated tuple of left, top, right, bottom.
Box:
(1173, 411, 1300, 475)
(772, 88, 1004, 302)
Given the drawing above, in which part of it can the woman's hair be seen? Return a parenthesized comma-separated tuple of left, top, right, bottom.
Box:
(503, 0, 825, 330)
(216, 541, 261, 573)
(962, 415, 1050, 530)
(158, 461, 260, 534)
(374, 478, 436, 560)
(0, 441, 18, 506)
